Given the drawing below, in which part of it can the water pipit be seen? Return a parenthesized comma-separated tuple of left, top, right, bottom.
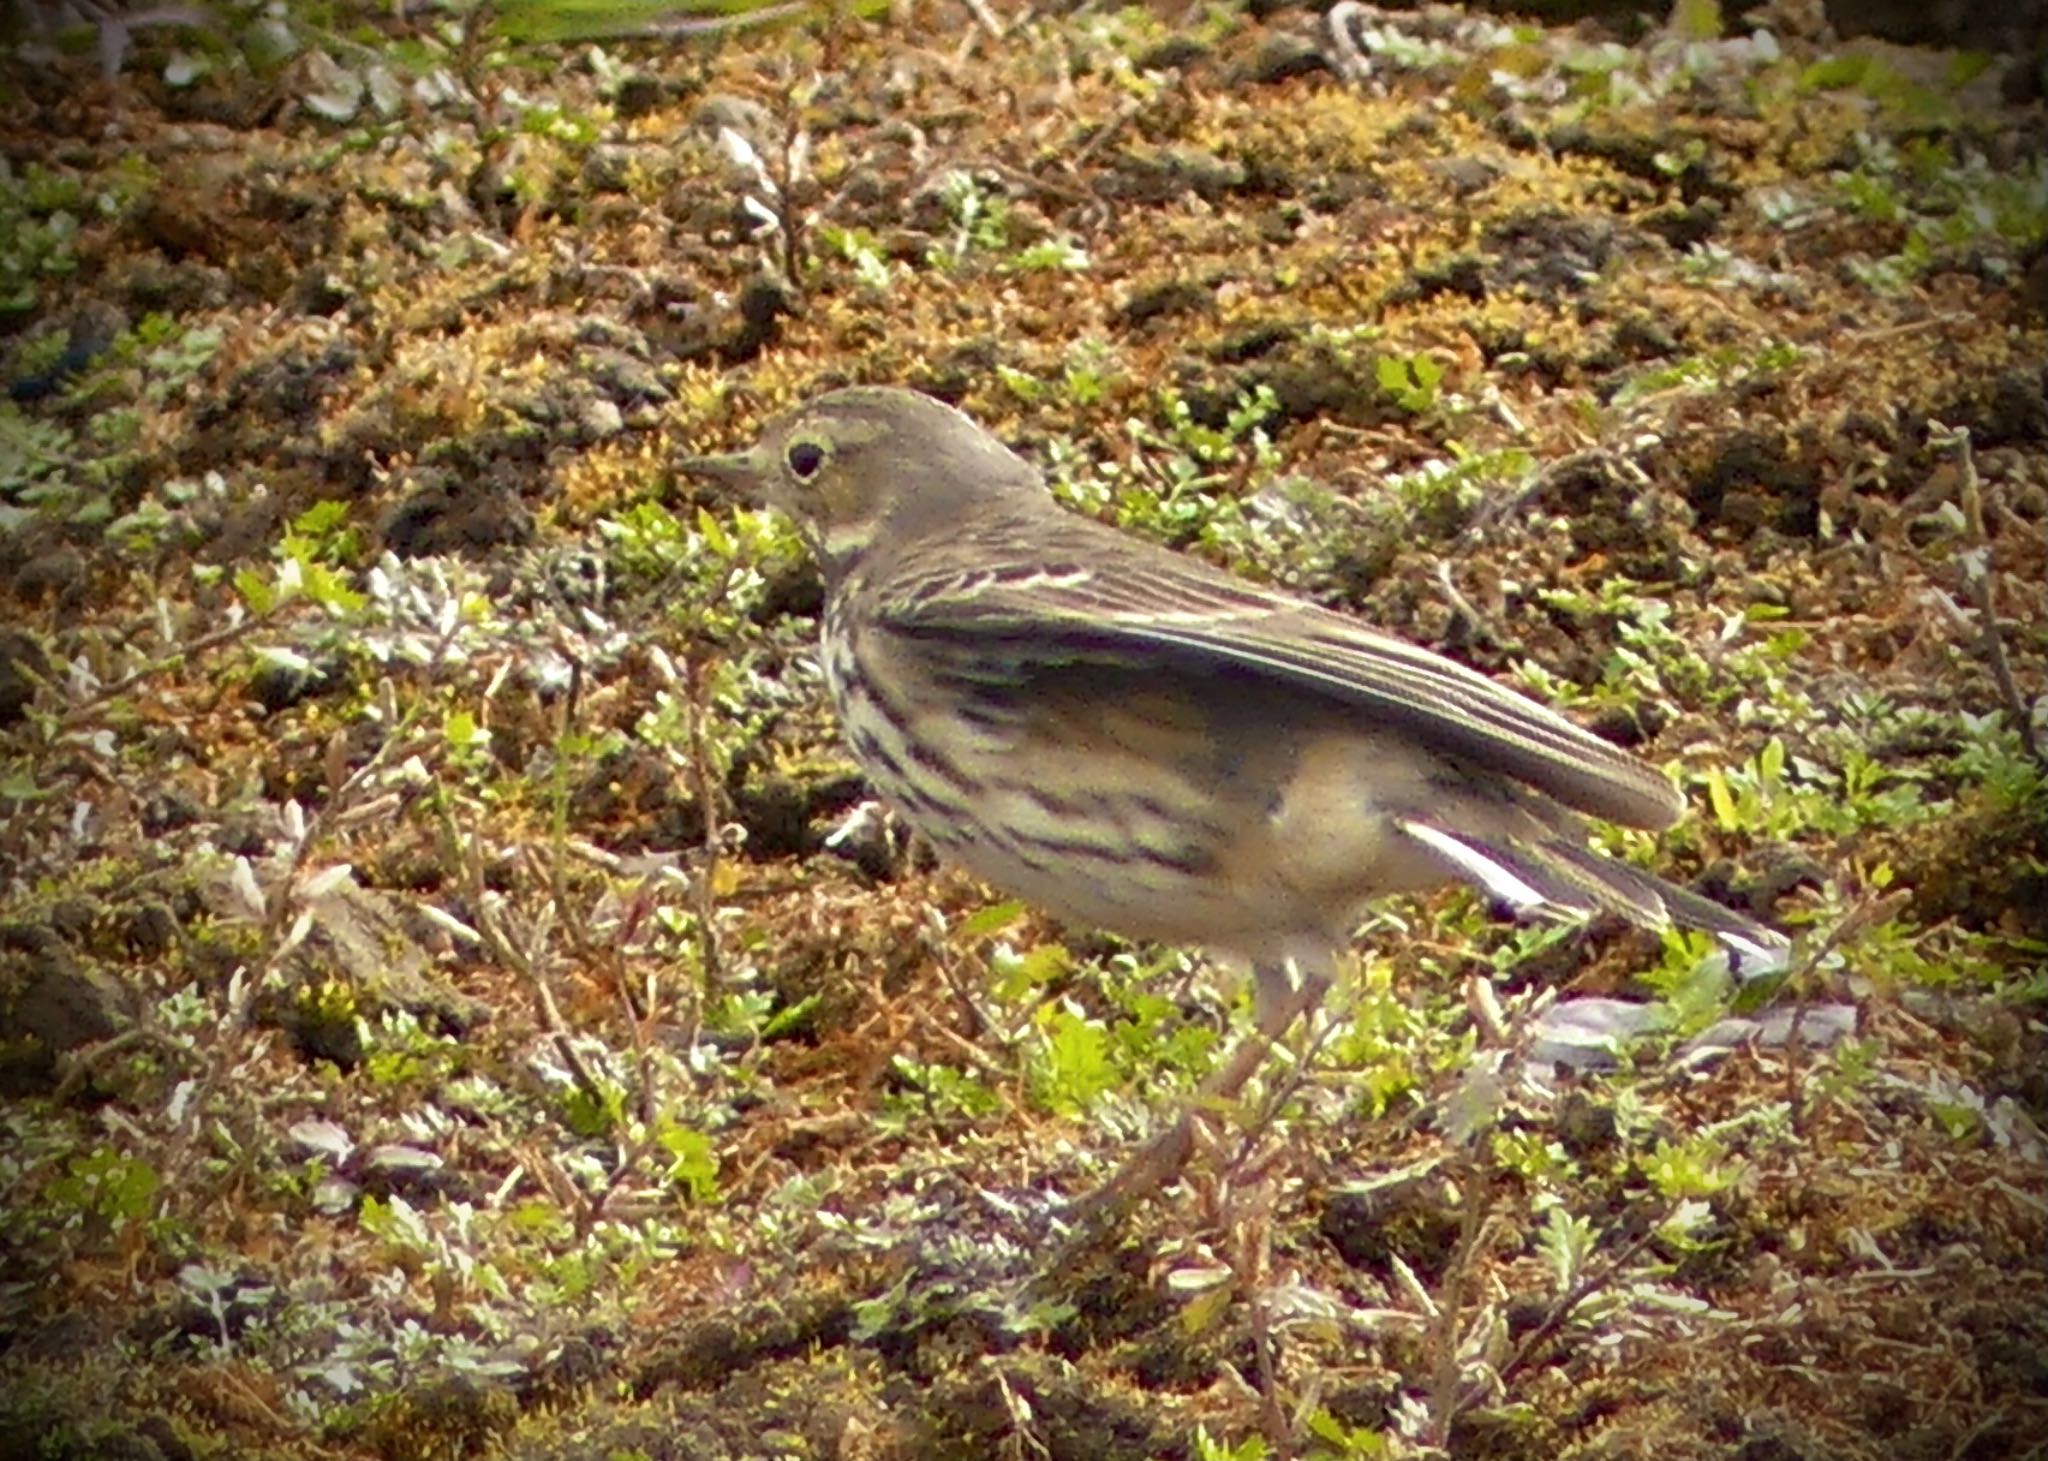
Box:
(680, 387, 1784, 1217)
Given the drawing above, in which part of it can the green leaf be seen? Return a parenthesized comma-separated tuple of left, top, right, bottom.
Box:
(696, 506, 734, 559)
(958, 899, 1028, 939)
(1800, 54, 1872, 91)
(658, 1123, 721, 1202)
(235, 567, 277, 614)
(0, 768, 48, 800)
(1705, 767, 1738, 832)
(1033, 1005, 1116, 1115)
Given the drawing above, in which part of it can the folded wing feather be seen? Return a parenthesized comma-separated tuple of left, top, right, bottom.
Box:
(876, 548, 1685, 832)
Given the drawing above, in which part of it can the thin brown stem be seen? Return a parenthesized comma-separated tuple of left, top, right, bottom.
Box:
(1940, 422, 2040, 762)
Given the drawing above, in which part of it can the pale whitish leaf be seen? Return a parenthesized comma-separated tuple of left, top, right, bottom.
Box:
(258, 645, 315, 674)
(366, 1145, 442, 1174)
(165, 1078, 196, 1126)
(1537, 1208, 1594, 1289)
(366, 64, 403, 117)
(1685, 1004, 1855, 1056)
(313, 1176, 360, 1215)
(416, 902, 483, 945)
(713, 126, 769, 186)
(1661, 1198, 1713, 1237)
(178, 1263, 237, 1296)
(163, 50, 206, 86)
(284, 799, 306, 843)
(1388, 1254, 1439, 1318)
(378, 1194, 430, 1247)
(1441, 1051, 1506, 1144)
(302, 50, 363, 122)
(1262, 1284, 1347, 1326)
(1630, 1285, 1723, 1316)
(412, 68, 463, 108)
(1166, 1264, 1231, 1293)
(277, 908, 315, 959)
(290, 1118, 356, 1162)
(301, 863, 356, 901)
(1346, 1305, 1428, 1335)
(228, 856, 267, 920)
(304, 1359, 366, 1396)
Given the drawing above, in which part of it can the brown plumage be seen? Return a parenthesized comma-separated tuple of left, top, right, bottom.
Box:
(682, 386, 1784, 1211)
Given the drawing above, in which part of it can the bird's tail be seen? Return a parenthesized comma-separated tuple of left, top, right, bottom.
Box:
(1396, 816, 1789, 976)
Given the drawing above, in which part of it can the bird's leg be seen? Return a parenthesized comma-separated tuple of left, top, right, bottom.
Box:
(1065, 959, 1328, 1227)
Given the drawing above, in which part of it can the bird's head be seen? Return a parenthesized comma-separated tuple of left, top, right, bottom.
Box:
(678, 387, 1045, 579)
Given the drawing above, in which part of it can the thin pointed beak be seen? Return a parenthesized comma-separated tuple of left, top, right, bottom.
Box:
(675, 447, 768, 500)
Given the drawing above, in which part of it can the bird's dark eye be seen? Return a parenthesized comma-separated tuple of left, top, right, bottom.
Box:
(786, 440, 826, 479)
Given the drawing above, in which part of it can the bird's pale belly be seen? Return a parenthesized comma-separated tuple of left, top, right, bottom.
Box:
(821, 625, 1428, 957)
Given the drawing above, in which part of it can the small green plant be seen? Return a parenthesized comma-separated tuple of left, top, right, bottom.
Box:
(1534, 1206, 1599, 1290)
(1098, 386, 1281, 554)
(1001, 339, 1116, 408)
(362, 1009, 464, 1089)
(1322, 956, 1439, 1118)
(1028, 1001, 1118, 1116)
(1638, 929, 1738, 1034)
(599, 499, 791, 632)
(819, 224, 894, 291)
(1494, 1128, 1579, 1186)
(930, 170, 1011, 268)
(442, 706, 492, 774)
(656, 1121, 720, 1202)
(1610, 340, 1804, 407)
(1376, 351, 1444, 413)
(0, 161, 82, 315)
(235, 504, 370, 617)
(1385, 444, 1532, 528)
(881, 1057, 1003, 1132)
(136, 316, 223, 402)
(1642, 1133, 1736, 1200)
(1011, 235, 1090, 272)
(558, 1077, 629, 1139)
(1194, 1424, 1271, 1461)
(360, 1192, 434, 1256)
(1306, 1410, 1394, 1459)
(47, 1146, 161, 1230)
(1950, 712, 2048, 814)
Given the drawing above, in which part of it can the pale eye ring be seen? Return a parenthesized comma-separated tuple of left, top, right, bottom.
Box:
(786, 441, 825, 479)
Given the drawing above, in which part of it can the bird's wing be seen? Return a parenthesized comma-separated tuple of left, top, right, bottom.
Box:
(871, 536, 1684, 831)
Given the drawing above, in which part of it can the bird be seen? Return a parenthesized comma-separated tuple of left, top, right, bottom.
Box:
(679, 386, 1787, 1217)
